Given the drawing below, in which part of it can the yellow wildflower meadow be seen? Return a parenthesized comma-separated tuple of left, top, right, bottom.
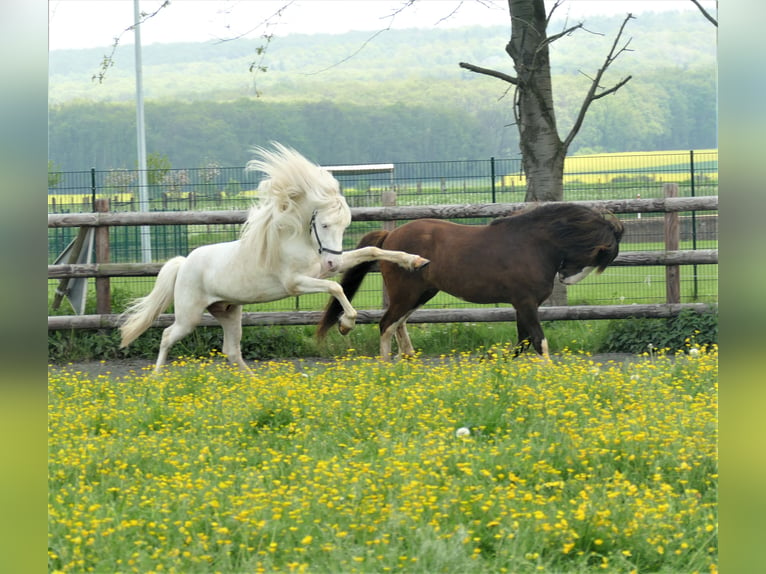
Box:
(48, 347, 717, 573)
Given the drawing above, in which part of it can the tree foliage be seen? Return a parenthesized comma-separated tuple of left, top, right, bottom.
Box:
(48, 14, 716, 171)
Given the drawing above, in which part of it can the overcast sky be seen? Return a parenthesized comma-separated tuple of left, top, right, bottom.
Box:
(48, 0, 714, 51)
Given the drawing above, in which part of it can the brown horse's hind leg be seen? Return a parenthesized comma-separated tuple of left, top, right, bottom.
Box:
(378, 275, 436, 359)
(395, 321, 416, 356)
(380, 318, 415, 360)
(380, 309, 416, 360)
(388, 310, 417, 359)
(380, 323, 396, 360)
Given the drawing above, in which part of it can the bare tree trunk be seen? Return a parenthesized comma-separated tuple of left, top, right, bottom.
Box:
(460, 0, 633, 204)
(506, 0, 565, 202)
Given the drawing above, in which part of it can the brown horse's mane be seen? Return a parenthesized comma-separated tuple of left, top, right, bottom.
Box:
(490, 203, 624, 270)
(491, 203, 622, 234)
(490, 202, 590, 225)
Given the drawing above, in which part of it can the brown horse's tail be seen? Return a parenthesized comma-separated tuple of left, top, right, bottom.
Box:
(316, 230, 389, 340)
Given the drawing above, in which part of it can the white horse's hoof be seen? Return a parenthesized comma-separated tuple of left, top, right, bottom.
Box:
(339, 323, 355, 335)
(338, 315, 356, 335)
(413, 256, 430, 270)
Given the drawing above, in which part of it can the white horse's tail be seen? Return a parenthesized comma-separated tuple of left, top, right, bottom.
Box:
(119, 256, 185, 348)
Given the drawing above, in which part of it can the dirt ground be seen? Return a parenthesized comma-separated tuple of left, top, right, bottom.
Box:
(48, 353, 641, 379)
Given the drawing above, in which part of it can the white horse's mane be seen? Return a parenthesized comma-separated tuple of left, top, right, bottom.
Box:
(240, 143, 348, 271)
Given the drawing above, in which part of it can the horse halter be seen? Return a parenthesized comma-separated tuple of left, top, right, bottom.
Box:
(309, 210, 344, 255)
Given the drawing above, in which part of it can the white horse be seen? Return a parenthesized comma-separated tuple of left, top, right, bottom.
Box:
(119, 143, 429, 373)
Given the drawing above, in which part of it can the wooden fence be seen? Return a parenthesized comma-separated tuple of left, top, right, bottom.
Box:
(48, 193, 718, 331)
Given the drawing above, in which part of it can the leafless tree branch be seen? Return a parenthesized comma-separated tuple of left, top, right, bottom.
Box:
(214, 1, 294, 43)
(92, 0, 171, 84)
(305, 0, 487, 76)
(545, 0, 564, 24)
(433, 0, 465, 25)
(544, 22, 582, 45)
(458, 61, 518, 85)
(590, 75, 632, 100)
(563, 13, 635, 150)
(205, 2, 294, 95)
(304, 28, 391, 75)
(302, 0, 416, 75)
(690, 0, 718, 27)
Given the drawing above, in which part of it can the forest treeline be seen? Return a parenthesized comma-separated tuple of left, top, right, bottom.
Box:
(48, 11, 716, 171)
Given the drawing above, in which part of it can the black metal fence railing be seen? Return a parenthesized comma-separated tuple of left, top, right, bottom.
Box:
(47, 151, 718, 213)
(48, 151, 718, 312)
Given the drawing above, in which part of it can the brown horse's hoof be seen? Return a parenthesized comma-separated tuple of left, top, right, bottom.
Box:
(414, 257, 430, 269)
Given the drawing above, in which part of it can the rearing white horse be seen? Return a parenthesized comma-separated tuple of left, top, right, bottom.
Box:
(119, 143, 429, 373)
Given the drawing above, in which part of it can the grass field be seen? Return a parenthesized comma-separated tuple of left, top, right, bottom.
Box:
(48, 346, 718, 573)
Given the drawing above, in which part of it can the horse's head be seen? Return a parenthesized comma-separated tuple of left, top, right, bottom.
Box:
(556, 208, 624, 285)
(241, 143, 352, 274)
(310, 196, 352, 275)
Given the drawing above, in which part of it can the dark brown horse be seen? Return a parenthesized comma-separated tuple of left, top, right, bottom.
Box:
(317, 203, 624, 359)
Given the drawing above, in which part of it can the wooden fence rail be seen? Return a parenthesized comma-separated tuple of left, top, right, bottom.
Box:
(48, 195, 718, 331)
(47, 196, 718, 228)
(47, 303, 717, 331)
(47, 249, 719, 280)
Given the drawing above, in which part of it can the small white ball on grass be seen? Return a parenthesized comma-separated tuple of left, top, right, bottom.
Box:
(455, 427, 471, 437)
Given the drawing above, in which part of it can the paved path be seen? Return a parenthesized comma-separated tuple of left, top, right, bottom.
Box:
(49, 353, 642, 379)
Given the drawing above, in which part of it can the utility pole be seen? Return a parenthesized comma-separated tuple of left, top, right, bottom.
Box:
(134, 0, 152, 263)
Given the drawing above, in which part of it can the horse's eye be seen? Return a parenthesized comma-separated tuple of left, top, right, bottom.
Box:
(321, 224, 328, 229)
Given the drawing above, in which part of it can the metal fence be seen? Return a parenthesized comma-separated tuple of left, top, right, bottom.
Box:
(48, 151, 718, 314)
(48, 151, 718, 211)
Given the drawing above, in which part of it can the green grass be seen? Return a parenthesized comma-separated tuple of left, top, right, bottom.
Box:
(48, 301, 717, 364)
(48, 347, 718, 573)
(47, 242, 717, 363)
(47, 312, 616, 364)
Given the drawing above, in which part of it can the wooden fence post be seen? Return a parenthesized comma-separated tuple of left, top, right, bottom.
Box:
(664, 183, 680, 304)
(382, 189, 397, 231)
(95, 198, 111, 314)
(51, 227, 89, 310)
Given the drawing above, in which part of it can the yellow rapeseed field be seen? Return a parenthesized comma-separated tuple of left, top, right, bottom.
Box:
(503, 149, 718, 188)
(48, 347, 717, 573)
(48, 193, 134, 207)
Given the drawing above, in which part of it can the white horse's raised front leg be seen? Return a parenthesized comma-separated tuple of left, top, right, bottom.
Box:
(288, 276, 359, 334)
(339, 246, 429, 272)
